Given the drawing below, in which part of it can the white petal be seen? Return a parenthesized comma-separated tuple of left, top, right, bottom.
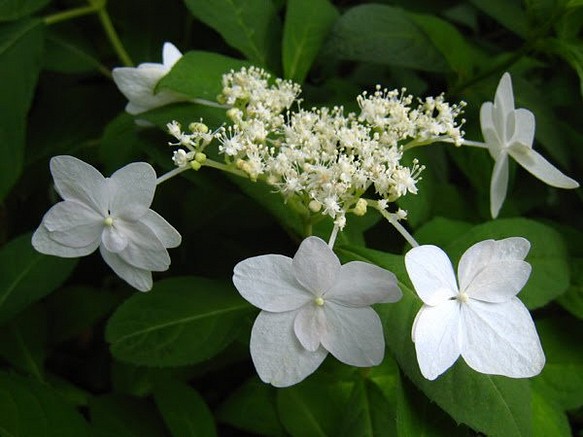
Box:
(115, 220, 170, 271)
(480, 102, 503, 158)
(490, 153, 509, 219)
(292, 237, 340, 294)
(327, 261, 402, 306)
(320, 303, 386, 366)
(294, 305, 325, 351)
(42, 201, 103, 248)
(233, 255, 312, 312)
(250, 310, 328, 387)
(50, 156, 107, 215)
(99, 246, 153, 292)
(508, 147, 580, 189)
(460, 298, 545, 378)
(412, 302, 461, 380)
(493, 73, 515, 143)
(404, 245, 458, 306)
(32, 225, 99, 258)
(509, 108, 535, 148)
(140, 210, 181, 248)
(458, 238, 532, 302)
(162, 42, 182, 67)
(107, 162, 157, 220)
(112, 65, 166, 102)
(102, 226, 129, 253)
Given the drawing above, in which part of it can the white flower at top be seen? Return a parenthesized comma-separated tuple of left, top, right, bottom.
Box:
(112, 42, 187, 115)
(480, 73, 579, 218)
(405, 238, 545, 381)
(233, 236, 402, 387)
(32, 156, 181, 291)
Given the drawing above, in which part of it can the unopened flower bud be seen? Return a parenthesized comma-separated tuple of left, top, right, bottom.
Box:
(353, 198, 367, 216)
(190, 161, 202, 171)
(189, 122, 209, 133)
(195, 152, 207, 163)
(308, 200, 322, 213)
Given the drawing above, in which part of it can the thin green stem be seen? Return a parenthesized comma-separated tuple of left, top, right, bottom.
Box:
(203, 159, 248, 178)
(44, 4, 100, 25)
(156, 166, 190, 185)
(367, 199, 419, 248)
(328, 224, 340, 248)
(94, 4, 134, 67)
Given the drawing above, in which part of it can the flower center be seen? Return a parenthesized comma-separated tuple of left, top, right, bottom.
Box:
(314, 297, 325, 306)
(457, 291, 469, 303)
(103, 216, 114, 227)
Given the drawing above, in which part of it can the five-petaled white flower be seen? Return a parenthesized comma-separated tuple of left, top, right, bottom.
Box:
(480, 73, 579, 218)
(405, 238, 545, 381)
(32, 156, 181, 292)
(233, 236, 402, 387)
(112, 42, 187, 115)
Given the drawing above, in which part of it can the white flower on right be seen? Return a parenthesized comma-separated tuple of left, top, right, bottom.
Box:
(480, 73, 579, 218)
(405, 238, 545, 380)
(112, 42, 187, 115)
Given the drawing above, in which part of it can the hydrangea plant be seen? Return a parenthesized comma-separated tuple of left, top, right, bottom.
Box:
(2, 0, 582, 435)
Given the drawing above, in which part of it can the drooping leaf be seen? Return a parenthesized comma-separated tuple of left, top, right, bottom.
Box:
(0, 233, 77, 325)
(157, 51, 251, 100)
(0, 372, 89, 436)
(0, 18, 44, 202)
(106, 277, 252, 366)
(282, 0, 339, 83)
(153, 380, 217, 437)
(182, 0, 281, 69)
(324, 4, 449, 72)
(218, 378, 286, 436)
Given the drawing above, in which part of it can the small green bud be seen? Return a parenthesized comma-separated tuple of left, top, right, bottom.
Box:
(194, 152, 207, 163)
(353, 198, 367, 216)
(190, 161, 202, 171)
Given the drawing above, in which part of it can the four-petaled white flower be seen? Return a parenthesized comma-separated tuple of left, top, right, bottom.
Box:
(32, 156, 181, 292)
(480, 73, 579, 218)
(233, 236, 402, 387)
(405, 238, 545, 380)
(112, 42, 187, 115)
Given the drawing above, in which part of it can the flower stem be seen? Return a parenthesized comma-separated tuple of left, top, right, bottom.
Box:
(93, 1, 134, 67)
(156, 166, 190, 185)
(43, 4, 99, 25)
(460, 139, 489, 148)
(328, 224, 340, 248)
(203, 159, 248, 178)
(369, 201, 419, 248)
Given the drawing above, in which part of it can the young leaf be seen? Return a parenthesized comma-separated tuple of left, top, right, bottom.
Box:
(0, 372, 89, 436)
(282, 0, 339, 83)
(106, 277, 253, 366)
(157, 51, 251, 100)
(153, 380, 217, 437)
(324, 4, 448, 72)
(0, 233, 77, 325)
(182, 0, 281, 69)
(0, 18, 44, 202)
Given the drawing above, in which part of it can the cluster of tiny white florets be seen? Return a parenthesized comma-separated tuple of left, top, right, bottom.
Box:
(166, 67, 465, 228)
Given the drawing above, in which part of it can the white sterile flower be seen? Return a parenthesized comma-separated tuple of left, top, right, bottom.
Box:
(481, 73, 579, 218)
(233, 236, 402, 387)
(405, 238, 545, 381)
(112, 42, 186, 115)
(32, 156, 181, 292)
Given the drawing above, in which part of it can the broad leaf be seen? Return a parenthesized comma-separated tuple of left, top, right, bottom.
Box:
(106, 277, 252, 366)
(0, 18, 44, 202)
(0, 372, 89, 436)
(182, 0, 281, 69)
(557, 258, 583, 319)
(154, 380, 217, 437)
(470, 0, 528, 37)
(324, 4, 448, 72)
(282, 0, 338, 83)
(532, 388, 572, 437)
(0, 233, 77, 324)
(0, 0, 49, 21)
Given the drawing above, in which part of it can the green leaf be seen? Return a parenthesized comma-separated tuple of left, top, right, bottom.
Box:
(470, 0, 528, 37)
(154, 380, 217, 437)
(46, 286, 122, 343)
(0, 372, 89, 436)
(276, 376, 353, 437)
(408, 12, 475, 77)
(282, 0, 339, 83)
(445, 218, 570, 309)
(414, 216, 474, 249)
(89, 394, 167, 437)
(324, 4, 449, 72)
(43, 27, 104, 74)
(0, 18, 44, 202)
(0, 305, 47, 380)
(557, 258, 583, 319)
(339, 245, 534, 437)
(532, 387, 572, 437)
(158, 51, 251, 100)
(106, 277, 252, 366)
(182, 0, 281, 68)
(0, 233, 77, 325)
(218, 378, 286, 436)
(531, 318, 583, 410)
(540, 38, 583, 97)
(0, 0, 49, 21)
